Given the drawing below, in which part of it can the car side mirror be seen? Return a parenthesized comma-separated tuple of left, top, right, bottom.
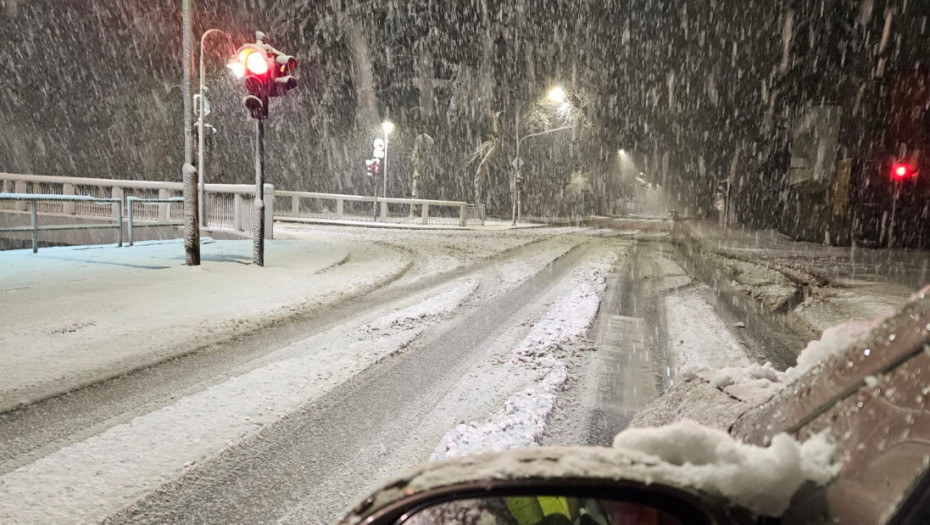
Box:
(392, 489, 708, 525)
(335, 448, 763, 525)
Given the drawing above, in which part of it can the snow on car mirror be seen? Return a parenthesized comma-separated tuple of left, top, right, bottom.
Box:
(335, 447, 763, 525)
(733, 286, 930, 444)
(730, 287, 930, 523)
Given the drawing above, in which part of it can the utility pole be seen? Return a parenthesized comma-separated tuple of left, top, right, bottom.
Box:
(182, 0, 200, 265)
(253, 116, 265, 266)
(512, 111, 520, 226)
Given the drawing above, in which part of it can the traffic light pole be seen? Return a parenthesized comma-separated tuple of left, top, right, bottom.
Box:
(253, 113, 265, 267)
(372, 177, 379, 221)
(888, 181, 901, 249)
(230, 31, 299, 265)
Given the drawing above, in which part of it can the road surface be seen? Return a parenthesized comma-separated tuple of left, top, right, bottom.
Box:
(1, 225, 876, 524)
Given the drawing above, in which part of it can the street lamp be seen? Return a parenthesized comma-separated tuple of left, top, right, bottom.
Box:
(197, 28, 227, 227)
(381, 121, 394, 201)
(547, 86, 567, 103)
(511, 87, 578, 225)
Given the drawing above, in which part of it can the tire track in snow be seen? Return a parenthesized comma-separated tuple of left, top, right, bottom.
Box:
(102, 241, 596, 525)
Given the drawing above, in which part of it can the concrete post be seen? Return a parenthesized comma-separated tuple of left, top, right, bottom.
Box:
(30, 201, 38, 253)
(380, 200, 388, 221)
(336, 198, 344, 219)
(233, 193, 243, 231)
(421, 203, 429, 225)
(459, 204, 467, 227)
(15, 181, 27, 211)
(264, 183, 274, 240)
(158, 189, 170, 222)
(63, 184, 75, 215)
(291, 194, 299, 216)
(111, 187, 124, 221)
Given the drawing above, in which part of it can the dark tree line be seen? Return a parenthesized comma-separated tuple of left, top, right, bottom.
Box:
(1, 0, 927, 225)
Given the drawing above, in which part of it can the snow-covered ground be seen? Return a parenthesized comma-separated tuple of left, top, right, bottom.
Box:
(0, 279, 479, 524)
(0, 225, 552, 411)
(431, 252, 617, 460)
(0, 225, 588, 523)
(666, 286, 751, 372)
(0, 237, 398, 411)
(0, 223, 912, 523)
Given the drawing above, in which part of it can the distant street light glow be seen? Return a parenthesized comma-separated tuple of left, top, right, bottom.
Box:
(382, 120, 395, 135)
(548, 86, 567, 103)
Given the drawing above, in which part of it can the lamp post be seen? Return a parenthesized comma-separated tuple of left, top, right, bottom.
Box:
(381, 120, 394, 201)
(511, 86, 577, 225)
(197, 28, 227, 227)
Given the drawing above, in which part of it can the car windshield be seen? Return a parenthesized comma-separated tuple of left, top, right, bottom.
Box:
(1, 1, 929, 524)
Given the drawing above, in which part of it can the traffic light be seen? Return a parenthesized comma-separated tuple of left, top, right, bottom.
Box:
(270, 51, 298, 97)
(891, 162, 917, 181)
(228, 32, 299, 119)
(365, 159, 381, 176)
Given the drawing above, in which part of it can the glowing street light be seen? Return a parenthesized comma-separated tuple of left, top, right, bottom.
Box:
(511, 86, 578, 225)
(548, 86, 567, 103)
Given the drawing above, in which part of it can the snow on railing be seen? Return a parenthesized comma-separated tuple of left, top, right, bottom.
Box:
(275, 191, 483, 227)
(0, 193, 122, 252)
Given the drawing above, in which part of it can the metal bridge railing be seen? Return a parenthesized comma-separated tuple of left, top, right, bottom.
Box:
(126, 196, 185, 246)
(0, 193, 122, 253)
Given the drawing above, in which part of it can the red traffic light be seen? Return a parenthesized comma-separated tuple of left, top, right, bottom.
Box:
(230, 46, 270, 79)
(891, 162, 916, 180)
(245, 51, 269, 76)
(231, 34, 298, 118)
(365, 159, 381, 176)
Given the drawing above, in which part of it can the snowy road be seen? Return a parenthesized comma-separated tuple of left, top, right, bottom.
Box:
(105, 241, 609, 524)
(0, 227, 776, 524)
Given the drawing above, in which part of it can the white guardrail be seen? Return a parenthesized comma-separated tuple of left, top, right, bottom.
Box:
(274, 191, 486, 227)
(0, 173, 273, 239)
(0, 173, 487, 251)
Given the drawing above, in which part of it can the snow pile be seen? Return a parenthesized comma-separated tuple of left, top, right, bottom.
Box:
(512, 278, 603, 367)
(362, 279, 478, 332)
(787, 318, 876, 378)
(636, 314, 883, 430)
(691, 362, 787, 407)
(430, 367, 568, 459)
(665, 287, 752, 371)
(431, 255, 615, 461)
(668, 314, 881, 415)
(613, 420, 841, 517)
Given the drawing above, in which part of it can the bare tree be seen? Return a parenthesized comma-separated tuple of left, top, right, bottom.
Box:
(410, 133, 435, 216)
